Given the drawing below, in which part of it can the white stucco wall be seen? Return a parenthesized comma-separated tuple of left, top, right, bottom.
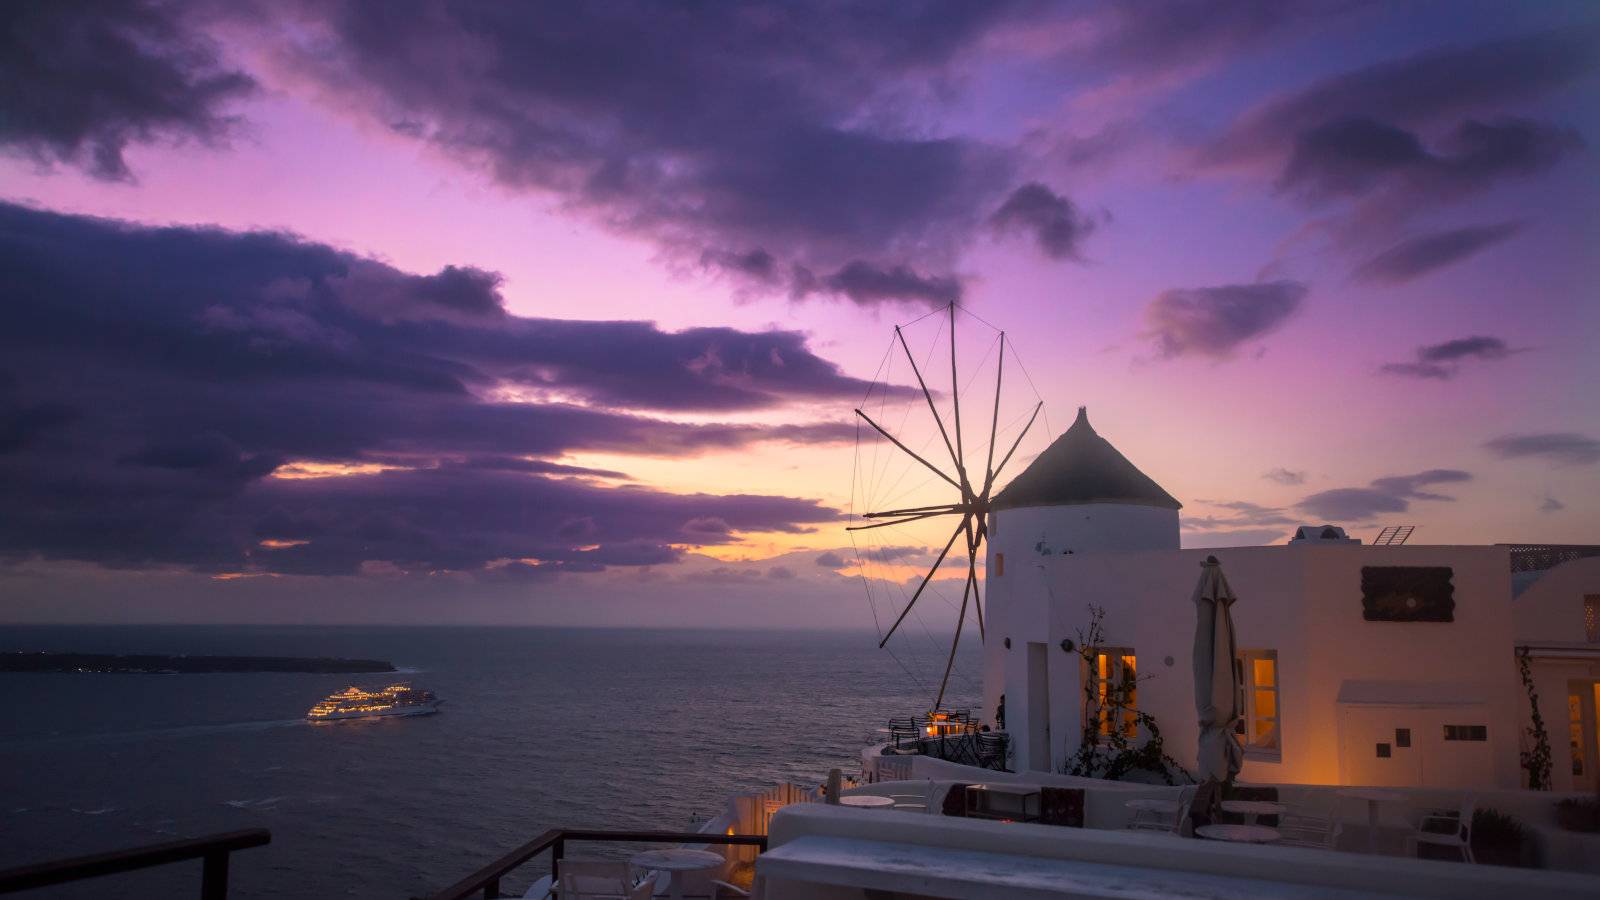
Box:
(983, 542, 1524, 788)
(1511, 557, 1600, 790)
(981, 503, 1178, 739)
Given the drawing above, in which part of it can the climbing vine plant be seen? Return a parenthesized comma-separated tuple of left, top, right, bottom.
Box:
(1516, 645, 1552, 791)
(1061, 605, 1192, 785)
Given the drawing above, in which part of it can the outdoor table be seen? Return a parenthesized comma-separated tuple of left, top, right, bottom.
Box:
(1220, 799, 1287, 825)
(1196, 824, 1281, 844)
(629, 848, 725, 900)
(1338, 788, 1406, 854)
(839, 794, 896, 809)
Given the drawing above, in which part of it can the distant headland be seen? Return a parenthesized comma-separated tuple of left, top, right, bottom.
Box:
(0, 652, 397, 674)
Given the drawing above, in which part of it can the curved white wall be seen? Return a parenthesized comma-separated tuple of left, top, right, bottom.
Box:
(988, 503, 1179, 562)
(980, 503, 1177, 745)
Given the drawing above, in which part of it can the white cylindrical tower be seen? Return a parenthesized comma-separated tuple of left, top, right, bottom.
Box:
(980, 407, 1180, 751)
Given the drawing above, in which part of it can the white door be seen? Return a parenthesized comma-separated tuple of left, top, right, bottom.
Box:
(1026, 642, 1050, 772)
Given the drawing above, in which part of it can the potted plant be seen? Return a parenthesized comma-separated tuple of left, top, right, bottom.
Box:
(1471, 808, 1534, 868)
(1555, 794, 1600, 833)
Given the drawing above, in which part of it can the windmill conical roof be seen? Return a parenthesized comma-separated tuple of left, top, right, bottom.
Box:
(991, 407, 1181, 511)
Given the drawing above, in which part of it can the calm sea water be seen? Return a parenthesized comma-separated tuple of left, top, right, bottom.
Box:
(0, 626, 978, 899)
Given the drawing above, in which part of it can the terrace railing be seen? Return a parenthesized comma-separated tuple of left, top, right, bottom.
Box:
(0, 828, 270, 899)
(422, 829, 768, 900)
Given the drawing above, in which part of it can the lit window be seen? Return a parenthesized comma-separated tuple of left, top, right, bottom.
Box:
(1083, 648, 1137, 738)
(1586, 595, 1599, 643)
(1570, 693, 1587, 777)
(1234, 649, 1280, 757)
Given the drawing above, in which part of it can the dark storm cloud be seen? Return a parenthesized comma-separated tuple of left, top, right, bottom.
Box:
(1203, 27, 1596, 239)
(0, 0, 255, 180)
(1142, 281, 1307, 359)
(1354, 222, 1522, 284)
(1278, 117, 1581, 205)
(1297, 469, 1470, 521)
(1206, 27, 1600, 169)
(814, 551, 847, 569)
(1380, 335, 1514, 380)
(1262, 467, 1306, 486)
(0, 202, 854, 574)
(989, 183, 1098, 260)
(810, 261, 963, 308)
(1484, 433, 1600, 466)
(253, 1, 1027, 305)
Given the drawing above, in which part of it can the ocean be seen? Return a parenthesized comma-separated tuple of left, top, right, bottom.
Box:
(0, 626, 980, 899)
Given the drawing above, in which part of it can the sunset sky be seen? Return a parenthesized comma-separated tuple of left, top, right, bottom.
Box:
(1, 1, 1596, 632)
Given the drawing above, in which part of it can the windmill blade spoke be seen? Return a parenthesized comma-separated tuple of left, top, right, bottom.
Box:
(847, 509, 959, 531)
(862, 503, 965, 519)
(934, 559, 972, 711)
(895, 325, 963, 479)
(963, 518, 985, 642)
(856, 408, 961, 492)
(878, 515, 968, 648)
(985, 400, 1043, 496)
(983, 334, 1004, 493)
(947, 304, 968, 489)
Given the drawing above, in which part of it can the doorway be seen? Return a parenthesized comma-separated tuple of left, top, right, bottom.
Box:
(1567, 682, 1600, 791)
(1027, 642, 1051, 772)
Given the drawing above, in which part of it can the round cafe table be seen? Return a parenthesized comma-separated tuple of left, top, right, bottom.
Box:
(1338, 788, 1406, 855)
(1220, 799, 1287, 825)
(629, 848, 724, 900)
(1196, 823, 1280, 844)
(839, 794, 896, 809)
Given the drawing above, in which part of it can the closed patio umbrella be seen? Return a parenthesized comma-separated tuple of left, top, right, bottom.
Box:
(1192, 555, 1243, 785)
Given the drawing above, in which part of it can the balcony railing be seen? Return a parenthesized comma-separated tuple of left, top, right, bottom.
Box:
(423, 829, 768, 900)
(0, 828, 270, 899)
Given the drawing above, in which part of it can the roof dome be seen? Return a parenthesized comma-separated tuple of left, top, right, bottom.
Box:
(991, 407, 1181, 511)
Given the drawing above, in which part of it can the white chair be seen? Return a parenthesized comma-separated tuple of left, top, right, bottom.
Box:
(1277, 794, 1343, 850)
(1128, 787, 1192, 834)
(557, 860, 656, 899)
(1405, 797, 1475, 863)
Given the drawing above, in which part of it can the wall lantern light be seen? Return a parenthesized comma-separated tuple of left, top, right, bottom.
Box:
(1059, 638, 1075, 653)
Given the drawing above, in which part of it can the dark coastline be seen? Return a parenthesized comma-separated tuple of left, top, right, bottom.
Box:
(0, 652, 396, 674)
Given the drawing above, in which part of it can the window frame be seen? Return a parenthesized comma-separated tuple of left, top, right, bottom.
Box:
(1082, 647, 1138, 739)
(1234, 648, 1282, 760)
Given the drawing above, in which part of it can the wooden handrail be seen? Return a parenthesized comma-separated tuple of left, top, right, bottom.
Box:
(0, 828, 270, 898)
(425, 829, 768, 900)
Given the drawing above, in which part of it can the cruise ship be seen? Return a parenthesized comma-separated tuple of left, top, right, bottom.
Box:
(305, 684, 441, 721)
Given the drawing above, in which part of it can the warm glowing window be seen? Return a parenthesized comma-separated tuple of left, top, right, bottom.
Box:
(1570, 692, 1587, 777)
(1084, 648, 1137, 738)
(1234, 649, 1280, 757)
(1585, 595, 1599, 643)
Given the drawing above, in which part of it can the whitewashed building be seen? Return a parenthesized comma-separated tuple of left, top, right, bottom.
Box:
(982, 408, 1600, 790)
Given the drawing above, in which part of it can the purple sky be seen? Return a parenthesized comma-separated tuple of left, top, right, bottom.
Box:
(0, 1, 1596, 628)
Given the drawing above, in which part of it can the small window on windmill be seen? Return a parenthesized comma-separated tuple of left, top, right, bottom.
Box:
(995, 553, 1005, 577)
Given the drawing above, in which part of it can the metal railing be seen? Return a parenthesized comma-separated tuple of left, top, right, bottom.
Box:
(0, 828, 270, 899)
(423, 829, 768, 900)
